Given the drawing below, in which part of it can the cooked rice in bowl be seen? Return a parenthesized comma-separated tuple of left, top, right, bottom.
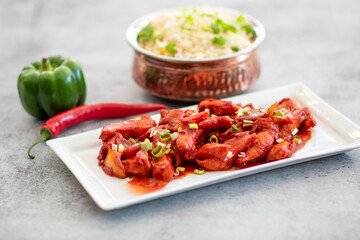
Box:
(137, 8, 256, 59)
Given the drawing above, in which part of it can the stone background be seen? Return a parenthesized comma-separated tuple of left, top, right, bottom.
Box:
(1, 0, 359, 239)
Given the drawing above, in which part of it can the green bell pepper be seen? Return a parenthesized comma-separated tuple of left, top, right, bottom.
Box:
(17, 55, 86, 119)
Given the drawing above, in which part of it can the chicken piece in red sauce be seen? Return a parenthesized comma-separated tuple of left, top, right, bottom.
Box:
(275, 98, 302, 112)
(235, 108, 268, 122)
(151, 154, 174, 182)
(198, 98, 238, 116)
(196, 132, 257, 171)
(251, 117, 279, 138)
(122, 150, 151, 176)
(99, 115, 156, 141)
(223, 132, 258, 158)
(180, 111, 208, 124)
(176, 126, 200, 162)
(235, 131, 275, 166)
(198, 116, 234, 130)
(102, 149, 126, 178)
(196, 144, 231, 170)
(97, 133, 140, 162)
(159, 109, 185, 132)
(266, 139, 296, 162)
(278, 107, 315, 139)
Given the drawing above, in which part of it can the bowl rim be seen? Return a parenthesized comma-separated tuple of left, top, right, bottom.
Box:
(125, 7, 266, 63)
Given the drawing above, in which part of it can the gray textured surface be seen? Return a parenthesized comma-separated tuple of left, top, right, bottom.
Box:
(1, 0, 360, 239)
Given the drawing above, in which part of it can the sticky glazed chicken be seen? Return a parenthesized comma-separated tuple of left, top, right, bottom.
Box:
(97, 98, 316, 190)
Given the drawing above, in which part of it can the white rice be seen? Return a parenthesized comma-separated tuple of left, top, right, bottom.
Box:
(138, 8, 254, 59)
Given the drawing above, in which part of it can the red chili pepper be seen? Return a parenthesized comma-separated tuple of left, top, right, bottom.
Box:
(28, 103, 167, 159)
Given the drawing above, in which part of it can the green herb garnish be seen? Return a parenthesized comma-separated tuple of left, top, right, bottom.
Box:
(214, 19, 237, 33)
(180, 15, 194, 31)
(209, 135, 218, 143)
(157, 129, 171, 137)
(231, 124, 241, 133)
(137, 25, 154, 42)
(236, 15, 247, 24)
(275, 111, 284, 117)
(232, 47, 239, 52)
(212, 36, 228, 46)
(165, 43, 177, 54)
(151, 145, 165, 158)
(236, 15, 256, 40)
(210, 23, 222, 34)
(242, 24, 256, 38)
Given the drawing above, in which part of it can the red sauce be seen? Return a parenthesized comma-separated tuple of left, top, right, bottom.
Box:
(173, 164, 199, 180)
(295, 130, 312, 151)
(128, 176, 168, 193)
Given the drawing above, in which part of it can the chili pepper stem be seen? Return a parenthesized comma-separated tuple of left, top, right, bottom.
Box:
(41, 57, 52, 71)
(28, 128, 52, 159)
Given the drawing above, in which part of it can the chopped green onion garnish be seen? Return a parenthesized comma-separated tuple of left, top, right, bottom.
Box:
(180, 15, 194, 31)
(176, 167, 185, 172)
(210, 23, 222, 34)
(243, 123, 253, 127)
(165, 148, 171, 154)
(151, 145, 165, 158)
(178, 127, 182, 132)
(180, 25, 192, 31)
(140, 141, 153, 150)
(201, 25, 209, 32)
(209, 135, 218, 143)
(157, 142, 166, 147)
(237, 111, 244, 117)
(237, 15, 247, 24)
(226, 151, 233, 159)
(128, 138, 136, 144)
(189, 123, 198, 129)
(157, 129, 171, 137)
(231, 124, 240, 133)
(232, 47, 239, 52)
(293, 138, 302, 144)
(275, 111, 284, 117)
(238, 152, 246, 158)
(292, 128, 299, 136)
(194, 169, 205, 175)
(212, 36, 228, 46)
(243, 120, 253, 123)
(200, 13, 215, 18)
(165, 43, 177, 54)
(228, 24, 238, 33)
(137, 25, 154, 42)
(134, 117, 141, 121)
(242, 107, 251, 113)
(242, 24, 256, 39)
(112, 144, 117, 151)
(276, 139, 284, 143)
(160, 135, 171, 142)
(214, 18, 233, 33)
(204, 108, 210, 114)
(170, 132, 178, 141)
(118, 144, 125, 153)
(236, 15, 256, 40)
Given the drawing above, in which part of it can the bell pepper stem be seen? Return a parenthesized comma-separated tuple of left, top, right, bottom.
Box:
(42, 57, 52, 71)
(28, 128, 52, 159)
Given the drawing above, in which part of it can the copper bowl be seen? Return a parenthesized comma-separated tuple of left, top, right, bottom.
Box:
(126, 8, 265, 101)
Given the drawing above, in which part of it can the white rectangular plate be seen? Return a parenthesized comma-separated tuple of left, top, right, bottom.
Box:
(47, 82, 360, 211)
